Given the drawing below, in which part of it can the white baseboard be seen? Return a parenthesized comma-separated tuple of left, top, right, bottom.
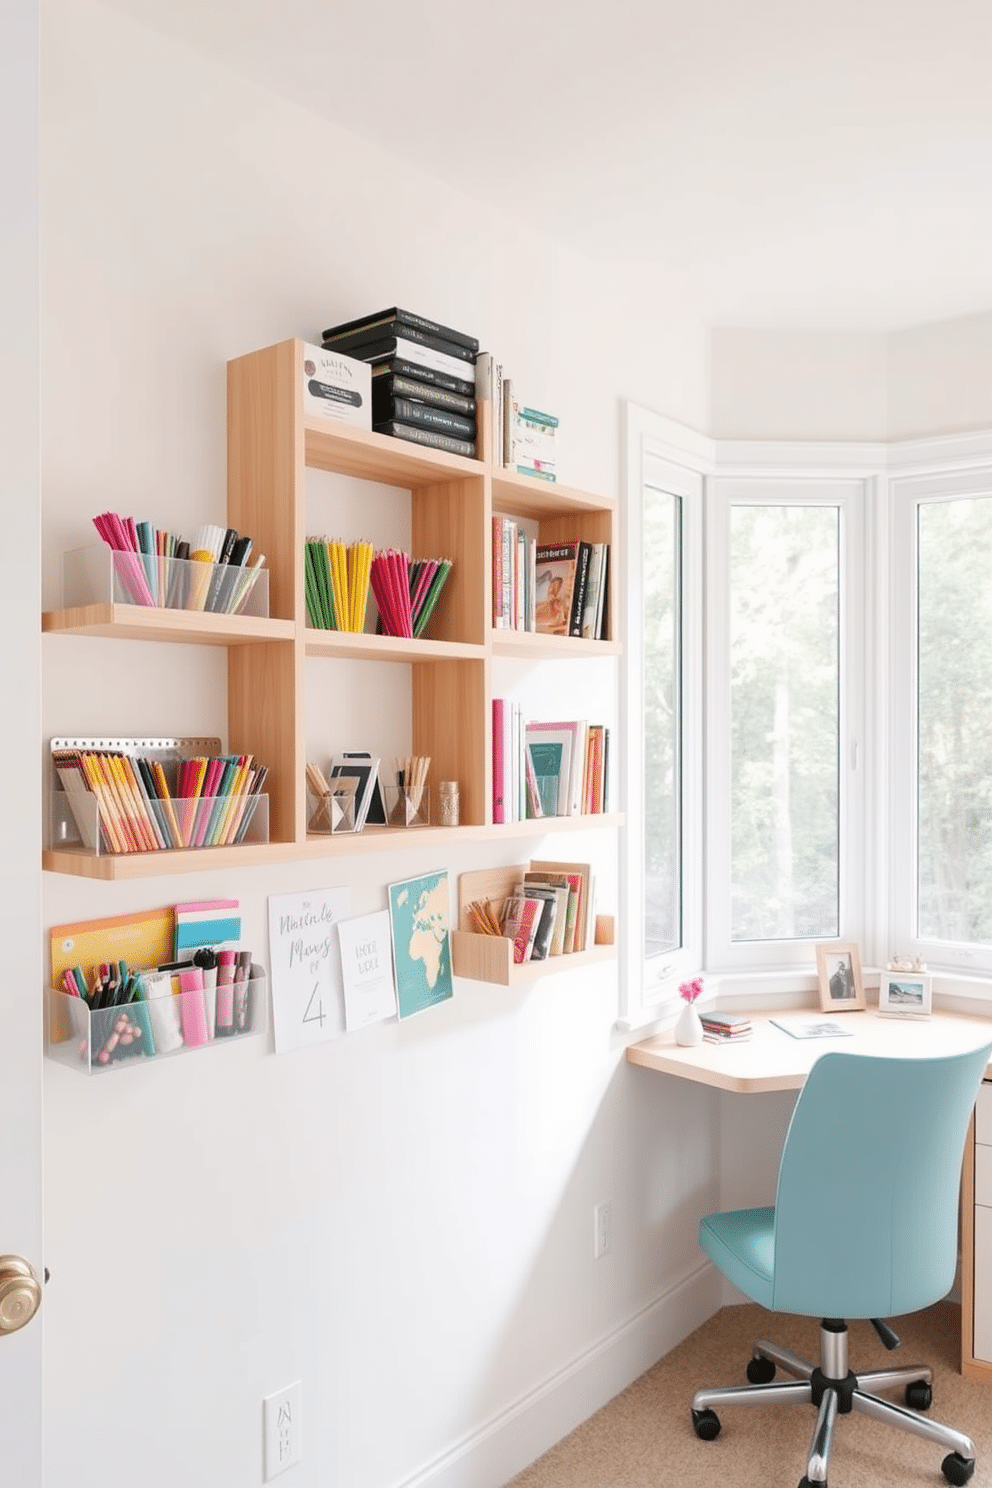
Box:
(396, 1258, 721, 1488)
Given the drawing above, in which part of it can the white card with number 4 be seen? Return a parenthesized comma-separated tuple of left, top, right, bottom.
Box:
(267, 887, 351, 1052)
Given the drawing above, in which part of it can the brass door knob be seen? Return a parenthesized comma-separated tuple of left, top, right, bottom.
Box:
(0, 1257, 42, 1334)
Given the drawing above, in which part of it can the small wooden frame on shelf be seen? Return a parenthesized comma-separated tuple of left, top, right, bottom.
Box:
(451, 863, 615, 986)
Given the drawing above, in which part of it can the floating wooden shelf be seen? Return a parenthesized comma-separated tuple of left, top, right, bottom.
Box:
(490, 630, 621, 659)
(453, 862, 616, 984)
(451, 927, 616, 986)
(304, 630, 486, 663)
(42, 605, 294, 646)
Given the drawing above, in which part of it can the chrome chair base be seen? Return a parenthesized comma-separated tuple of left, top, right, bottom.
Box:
(690, 1320, 976, 1487)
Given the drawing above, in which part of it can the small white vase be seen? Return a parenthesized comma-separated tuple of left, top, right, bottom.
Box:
(675, 1001, 704, 1047)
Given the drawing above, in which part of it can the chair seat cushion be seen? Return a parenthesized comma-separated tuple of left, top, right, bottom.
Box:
(699, 1206, 775, 1308)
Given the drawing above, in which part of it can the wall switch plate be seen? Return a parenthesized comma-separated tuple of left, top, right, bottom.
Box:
(263, 1381, 302, 1480)
(594, 1200, 612, 1260)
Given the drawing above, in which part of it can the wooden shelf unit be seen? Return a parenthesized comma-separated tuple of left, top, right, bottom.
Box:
(452, 863, 617, 985)
(42, 338, 621, 879)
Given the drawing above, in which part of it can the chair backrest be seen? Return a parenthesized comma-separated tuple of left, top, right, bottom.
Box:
(771, 1044, 992, 1319)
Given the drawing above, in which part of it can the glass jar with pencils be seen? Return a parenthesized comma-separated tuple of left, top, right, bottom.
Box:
(385, 755, 431, 828)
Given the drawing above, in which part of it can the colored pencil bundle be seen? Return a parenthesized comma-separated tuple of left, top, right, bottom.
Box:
(304, 538, 373, 631)
(91, 512, 266, 614)
(370, 549, 453, 638)
(52, 746, 269, 855)
(61, 959, 150, 1064)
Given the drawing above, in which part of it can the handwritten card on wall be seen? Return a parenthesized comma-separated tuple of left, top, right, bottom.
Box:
(267, 886, 351, 1053)
(338, 910, 397, 1031)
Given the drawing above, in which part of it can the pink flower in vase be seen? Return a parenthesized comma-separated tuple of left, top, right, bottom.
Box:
(679, 976, 705, 1004)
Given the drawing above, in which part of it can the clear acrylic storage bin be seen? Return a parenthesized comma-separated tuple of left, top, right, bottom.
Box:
(383, 784, 431, 828)
(46, 966, 267, 1074)
(306, 786, 358, 835)
(62, 545, 269, 617)
(49, 790, 269, 855)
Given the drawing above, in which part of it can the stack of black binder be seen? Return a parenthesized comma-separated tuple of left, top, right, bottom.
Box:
(320, 307, 479, 459)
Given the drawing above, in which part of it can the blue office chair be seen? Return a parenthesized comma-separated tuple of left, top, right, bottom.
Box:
(691, 1045, 992, 1488)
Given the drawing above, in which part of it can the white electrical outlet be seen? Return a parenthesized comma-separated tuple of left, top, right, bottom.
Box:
(594, 1201, 612, 1259)
(263, 1381, 303, 1480)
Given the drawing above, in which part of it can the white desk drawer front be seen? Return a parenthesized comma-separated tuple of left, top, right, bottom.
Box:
(977, 1144, 992, 1209)
(977, 1081, 992, 1146)
(976, 1204, 992, 1365)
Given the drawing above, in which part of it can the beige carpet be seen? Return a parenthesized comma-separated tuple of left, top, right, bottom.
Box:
(507, 1302, 988, 1487)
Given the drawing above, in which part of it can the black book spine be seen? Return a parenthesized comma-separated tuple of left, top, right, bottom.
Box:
(321, 306, 480, 355)
(371, 369, 476, 417)
(373, 419, 477, 460)
(391, 355, 475, 399)
(322, 320, 477, 365)
(393, 310, 478, 354)
(373, 393, 475, 440)
(356, 351, 476, 400)
(569, 542, 592, 637)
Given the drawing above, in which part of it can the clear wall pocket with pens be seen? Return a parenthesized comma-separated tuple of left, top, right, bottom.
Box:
(46, 966, 267, 1075)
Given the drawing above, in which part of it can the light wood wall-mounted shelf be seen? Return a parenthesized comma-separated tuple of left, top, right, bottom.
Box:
(42, 339, 622, 879)
(452, 863, 616, 985)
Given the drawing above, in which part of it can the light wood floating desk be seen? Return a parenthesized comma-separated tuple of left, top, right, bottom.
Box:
(626, 1008, 992, 1094)
(626, 1007, 992, 1381)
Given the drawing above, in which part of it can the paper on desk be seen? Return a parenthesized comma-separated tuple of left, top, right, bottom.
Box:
(770, 1015, 855, 1040)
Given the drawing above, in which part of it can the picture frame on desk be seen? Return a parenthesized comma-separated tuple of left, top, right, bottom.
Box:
(879, 970, 932, 1018)
(815, 941, 866, 1011)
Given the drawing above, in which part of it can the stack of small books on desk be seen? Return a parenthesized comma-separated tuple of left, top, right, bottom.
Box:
(320, 306, 480, 459)
(700, 1012, 753, 1043)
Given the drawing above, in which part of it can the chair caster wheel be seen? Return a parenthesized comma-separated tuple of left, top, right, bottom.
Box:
(692, 1407, 721, 1440)
(941, 1452, 975, 1486)
(747, 1354, 776, 1383)
(905, 1380, 932, 1410)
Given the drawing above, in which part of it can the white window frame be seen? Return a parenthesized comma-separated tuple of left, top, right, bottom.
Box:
(618, 404, 705, 1030)
(704, 455, 872, 972)
(888, 434, 992, 978)
(622, 410, 992, 1026)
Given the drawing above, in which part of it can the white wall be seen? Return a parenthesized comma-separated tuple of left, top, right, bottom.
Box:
(710, 315, 992, 441)
(39, 4, 716, 1486)
(709, 328, 889, 441)
(0, 1, 44, 1481)
(888, 312, 992, 440)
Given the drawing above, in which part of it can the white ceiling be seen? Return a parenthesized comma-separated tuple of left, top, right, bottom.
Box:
(98, 0, 992, 331)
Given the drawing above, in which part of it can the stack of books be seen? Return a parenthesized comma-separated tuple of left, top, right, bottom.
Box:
(700, 1012, 753, 1044)
(492, 704, 610, 823)
(465, 859, 595, 963)
(320, 307, 479, 459)
(534, 539, 609, 639)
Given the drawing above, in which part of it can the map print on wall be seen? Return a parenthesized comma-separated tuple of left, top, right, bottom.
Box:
(387, 869, 454, 1019)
